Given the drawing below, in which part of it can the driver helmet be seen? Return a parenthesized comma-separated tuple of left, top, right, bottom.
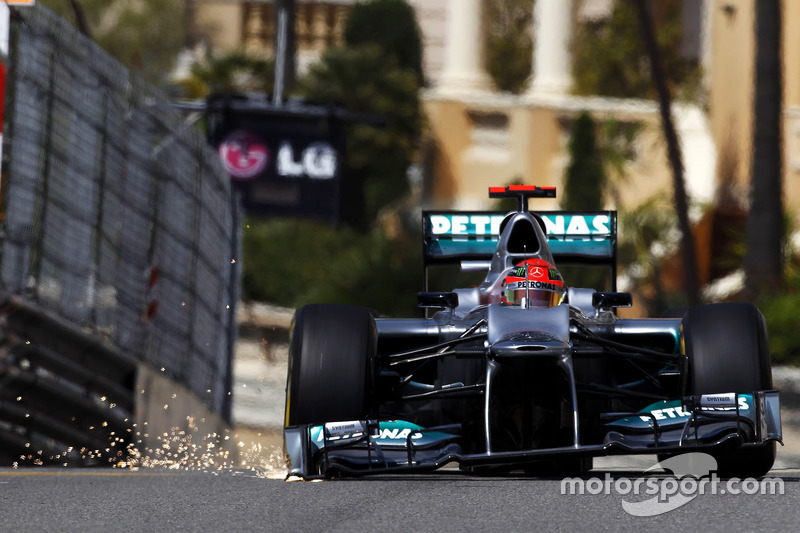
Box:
(503, 258, 565, 308)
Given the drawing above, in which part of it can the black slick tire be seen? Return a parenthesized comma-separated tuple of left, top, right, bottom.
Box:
(681, 302, 775, 477)
(284, 304, 377, 427)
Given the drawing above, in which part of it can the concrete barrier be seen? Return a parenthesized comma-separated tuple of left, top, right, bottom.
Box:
(133, 364, 238, 469)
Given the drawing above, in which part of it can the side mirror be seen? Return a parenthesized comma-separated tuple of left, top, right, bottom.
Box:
(460, 260, 491, 272)
(592, 292, 633, 309)
(418, 292, 459, 310)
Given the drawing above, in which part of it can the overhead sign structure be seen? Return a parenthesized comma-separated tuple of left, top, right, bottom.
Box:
(208, 95, 346, 222)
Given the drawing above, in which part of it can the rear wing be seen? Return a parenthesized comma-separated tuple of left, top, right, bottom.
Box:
(423, 210, 618, 288)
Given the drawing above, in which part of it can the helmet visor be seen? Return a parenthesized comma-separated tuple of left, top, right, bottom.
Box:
(503, 281, 564, 308)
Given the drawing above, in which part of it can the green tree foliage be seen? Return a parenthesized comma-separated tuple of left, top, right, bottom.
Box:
(343, 0, 424, 86)
(759, 293, 800, 366)
(241, 218, 421, 317)
(596, 119, 640, 207)
(181, 51, 274, 98)
(299, 0, 424, 228)
(484, 0, 533, 94)
(618, 195, 684, 315)
(296, 45, 423, 227)
(38, 0, 185, 86)
(749, 212, 796, 365)
(572, 0, 701, 100)
(561, 111, 606, 211)
(560, 112, 607, 289)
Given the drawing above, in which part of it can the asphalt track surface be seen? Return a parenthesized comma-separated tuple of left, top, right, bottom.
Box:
(1, 462, 798, 532)
(4, 366, 799, 531)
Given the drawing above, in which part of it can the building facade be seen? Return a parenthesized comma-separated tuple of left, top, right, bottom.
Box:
(188, 0, 448, 81)
(423, 0, 716, 212)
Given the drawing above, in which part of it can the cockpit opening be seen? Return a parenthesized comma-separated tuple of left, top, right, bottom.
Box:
(505, 218, 541, 254)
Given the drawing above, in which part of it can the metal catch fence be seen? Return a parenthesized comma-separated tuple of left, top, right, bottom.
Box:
(0, 3, 239, 443)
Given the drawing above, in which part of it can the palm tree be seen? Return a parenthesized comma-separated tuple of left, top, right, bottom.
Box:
(634, 0, 699, 306)
(744, 0, 783, 297)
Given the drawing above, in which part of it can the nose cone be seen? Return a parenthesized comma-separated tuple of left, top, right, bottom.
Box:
(491, 330, 570, 359)
(487, 304, 569, 358)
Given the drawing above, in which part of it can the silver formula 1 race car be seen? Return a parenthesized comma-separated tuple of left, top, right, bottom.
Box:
(283, 185, 782, 479)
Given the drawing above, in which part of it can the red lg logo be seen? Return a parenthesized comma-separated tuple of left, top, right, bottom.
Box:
(218, 130, 269, 179)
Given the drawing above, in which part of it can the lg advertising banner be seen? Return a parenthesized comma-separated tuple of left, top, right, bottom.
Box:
(208, 96, 345, 223)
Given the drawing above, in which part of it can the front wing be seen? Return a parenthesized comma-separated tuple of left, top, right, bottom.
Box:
(284, 391, 782, 479)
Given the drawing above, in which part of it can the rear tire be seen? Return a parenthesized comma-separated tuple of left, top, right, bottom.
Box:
(284, 304, 377, 427)
(681, 303, 775, 477)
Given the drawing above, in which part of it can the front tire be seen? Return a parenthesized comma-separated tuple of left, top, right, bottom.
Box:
(284, 304, 377, 427)
(681, 303, 775, 477)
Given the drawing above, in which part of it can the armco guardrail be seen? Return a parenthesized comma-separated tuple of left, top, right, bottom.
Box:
(0, 292, 236, 466)
(0, 293, 136, 465)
